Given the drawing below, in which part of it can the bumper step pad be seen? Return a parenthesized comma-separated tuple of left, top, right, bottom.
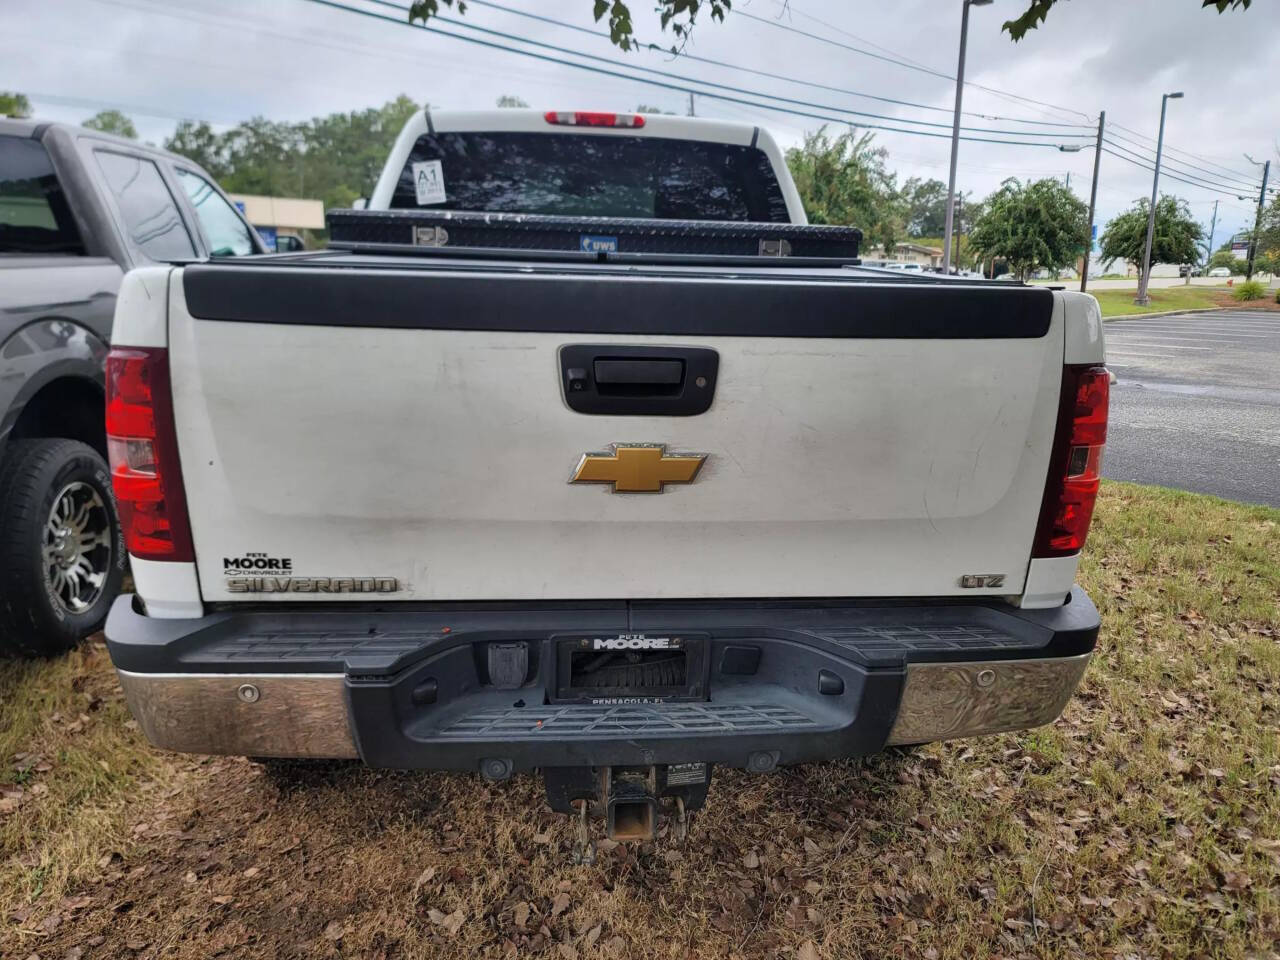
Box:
(436, 700, 818, 740)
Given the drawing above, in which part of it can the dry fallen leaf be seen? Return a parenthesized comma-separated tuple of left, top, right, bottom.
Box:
(410, 865, 437, 901)
(797, 939, 820, 960)
(551, 892, 571, 917)
(323, 920, 344, 941)
(441, 909, 466, 936)
(743, 851, 760, 869)
(514, 901, 531, 929)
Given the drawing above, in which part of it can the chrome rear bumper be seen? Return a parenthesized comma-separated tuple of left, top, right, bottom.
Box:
(116, 652, 1092, 761)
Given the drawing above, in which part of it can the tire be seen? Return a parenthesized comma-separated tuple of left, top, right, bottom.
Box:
(0, 438, 126, 657)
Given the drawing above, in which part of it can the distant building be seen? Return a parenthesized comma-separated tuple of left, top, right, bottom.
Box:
(228, 194, 325, 250)
(865, 242, 943, 270)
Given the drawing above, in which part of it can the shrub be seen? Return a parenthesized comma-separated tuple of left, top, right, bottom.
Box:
(1275, 287, 1280, 304)
(1232, 280, 1266, 301)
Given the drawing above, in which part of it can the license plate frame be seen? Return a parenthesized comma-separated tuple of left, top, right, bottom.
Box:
(551, 632, 709, 704)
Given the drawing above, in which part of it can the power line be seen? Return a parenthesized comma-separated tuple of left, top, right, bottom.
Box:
(1100, 146, 1260, 199)
(1102, 141, 1253, 195)
(1103, 140, 1259, 196)
(363, 0, 1094, 141)
(301, 0, 1093, 150)
(1104, 127, 1259, 191)
(730, 6, 1094, 123)
(1103, 139, 1265, 196)
(440, 0, 1092, 130)
(1108, 120, 1261, 183)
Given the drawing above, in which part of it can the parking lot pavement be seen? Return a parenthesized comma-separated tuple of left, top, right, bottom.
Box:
(1103, 309, 1280, 507)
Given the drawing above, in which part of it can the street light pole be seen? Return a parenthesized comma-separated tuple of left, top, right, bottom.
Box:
(942, 0, 991, 275)
(1080, 110, 1105, 294)
(1135, 92, 1182, 306)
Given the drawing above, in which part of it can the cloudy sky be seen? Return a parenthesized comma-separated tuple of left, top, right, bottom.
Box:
(5, 0, 1277, 245)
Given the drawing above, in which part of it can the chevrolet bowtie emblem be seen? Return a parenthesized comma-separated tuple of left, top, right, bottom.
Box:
(570, 444, 707, 493)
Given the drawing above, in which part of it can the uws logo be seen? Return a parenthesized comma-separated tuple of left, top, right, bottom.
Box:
(590, 634, 675, 651)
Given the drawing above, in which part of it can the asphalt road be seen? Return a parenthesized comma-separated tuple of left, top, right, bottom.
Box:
(1103, 309, 1280, 507)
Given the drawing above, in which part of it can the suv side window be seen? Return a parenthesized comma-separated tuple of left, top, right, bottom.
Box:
(175, 169, 255, 256)
(0, 135, 85, 254)
(94, 150, 195, 260)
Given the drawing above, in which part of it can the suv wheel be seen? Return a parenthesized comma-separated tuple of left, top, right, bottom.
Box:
(0, 439, 126, 656)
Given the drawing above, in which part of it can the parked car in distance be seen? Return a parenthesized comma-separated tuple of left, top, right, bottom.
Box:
(1207, 266, 1231, 278)
(0, 117, 264, 656)
(883, 262, 926, 273)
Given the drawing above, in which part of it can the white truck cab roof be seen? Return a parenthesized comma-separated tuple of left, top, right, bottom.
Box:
(368, 108, 806, 224)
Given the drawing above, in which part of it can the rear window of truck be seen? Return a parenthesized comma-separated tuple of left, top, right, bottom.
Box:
(0, 135, 85, 254)
(390, 131, 790, 222)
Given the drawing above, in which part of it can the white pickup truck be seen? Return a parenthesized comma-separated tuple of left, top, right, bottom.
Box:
(104, 109, 1106, 851)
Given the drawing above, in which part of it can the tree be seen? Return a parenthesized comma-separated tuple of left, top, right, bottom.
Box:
(165, 120, 227, 179)
(163, 96, 423, 210)
(406, 0, 1246, 50)
(901, 178, 948, 238)
(1257, 194, 1280, 261)
(408, 0, 730, 52)
(967, 178, 1087, 280)
(1099, 196, 1203, 274)
(1208, 247, 1251, 276)
(635, 104, 672, 114)
(83, 109, 138, 139)
(0, 91, 32, 118)
(784, 127, 905, 253)
(1004, 0, 1249, 40)
(495, 95, 528, 108)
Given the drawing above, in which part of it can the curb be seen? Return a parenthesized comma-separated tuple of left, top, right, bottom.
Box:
(1102, 307, 1228, 322)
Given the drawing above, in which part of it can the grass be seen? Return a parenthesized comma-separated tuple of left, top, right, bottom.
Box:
(1092, 285, 1229, 317)
(3, 482, 1279, 958)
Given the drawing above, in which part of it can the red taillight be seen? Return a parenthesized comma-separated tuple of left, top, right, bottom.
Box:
(106, 347, 194, 562)
(544, 110, 645, 129)
(1032, 365, 1109, 557)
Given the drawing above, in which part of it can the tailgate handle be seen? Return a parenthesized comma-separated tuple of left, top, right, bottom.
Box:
(593, 358, 684, 390)
(560, 345, 718, 417)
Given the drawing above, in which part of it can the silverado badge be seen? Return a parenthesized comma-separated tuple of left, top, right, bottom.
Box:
(570, 444, 706, 493)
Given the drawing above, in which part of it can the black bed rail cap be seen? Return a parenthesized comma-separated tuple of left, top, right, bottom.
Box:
(326, 208, 862, 259)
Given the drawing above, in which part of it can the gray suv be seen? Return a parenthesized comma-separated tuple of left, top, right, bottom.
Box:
(0, 117, 264, 656)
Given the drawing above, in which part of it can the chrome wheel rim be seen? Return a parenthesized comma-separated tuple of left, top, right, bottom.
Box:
(43, 481, 112, 614)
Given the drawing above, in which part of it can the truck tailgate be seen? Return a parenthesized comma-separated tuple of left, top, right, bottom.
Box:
(167, 261, 1063, 602)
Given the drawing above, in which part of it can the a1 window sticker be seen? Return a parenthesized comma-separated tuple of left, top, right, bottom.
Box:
(412, 159, 446, 205)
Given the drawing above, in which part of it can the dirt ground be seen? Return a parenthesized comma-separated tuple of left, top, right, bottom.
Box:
(3, 483, 1279, 959)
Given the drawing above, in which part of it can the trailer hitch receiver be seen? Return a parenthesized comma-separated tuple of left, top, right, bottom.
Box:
(544, 763, 712, 859)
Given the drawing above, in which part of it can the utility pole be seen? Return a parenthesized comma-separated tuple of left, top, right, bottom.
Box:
(1136, 92, 1183, 306)
(687, 92, 695, 117)
(1080, 111, 1105, 294)
(951, 193, 964, 273)
(942, 0, 992, 275)
(1203, 198, 1219, 276)
(1246, 160, 1270, 282)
